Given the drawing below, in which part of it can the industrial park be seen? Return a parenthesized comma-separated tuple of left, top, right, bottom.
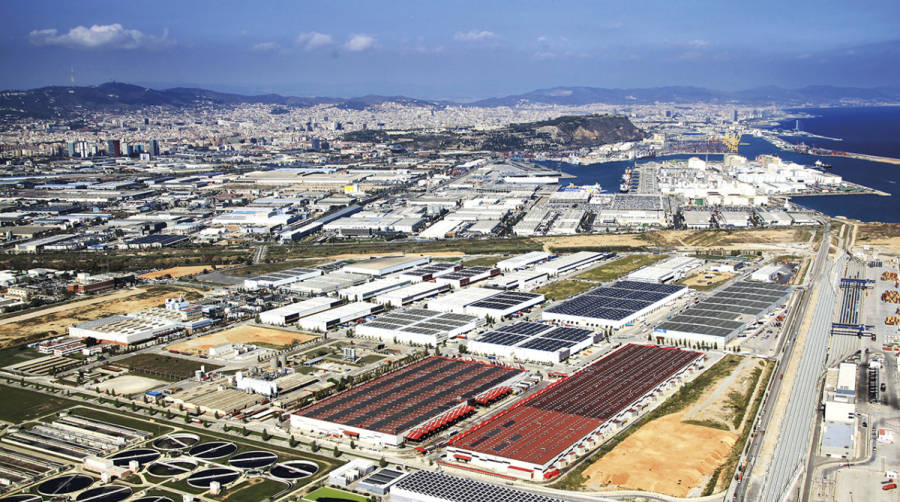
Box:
(0, 2, 899, 502)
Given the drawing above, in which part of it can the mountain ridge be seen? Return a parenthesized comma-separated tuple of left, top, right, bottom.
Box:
(2, 81, 899, 119)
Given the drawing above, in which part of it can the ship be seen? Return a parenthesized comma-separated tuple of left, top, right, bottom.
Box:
(620, 169, 632, 192)
(814, 159, 832, 169)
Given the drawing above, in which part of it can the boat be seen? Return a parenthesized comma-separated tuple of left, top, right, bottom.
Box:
(619, 183, 630, 193)
(814, 160, 832, 169)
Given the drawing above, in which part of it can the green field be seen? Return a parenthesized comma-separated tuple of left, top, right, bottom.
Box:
(0, 385, 78, 422)
(0, 346, 45, 368)
(115, 353, 222, 381)
(303, 486, 368, 502)
(533, 280, 595, 301)
(575, 254, 667, 282)
(359, 354, 385, 365)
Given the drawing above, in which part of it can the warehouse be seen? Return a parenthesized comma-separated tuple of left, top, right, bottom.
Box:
(465, 291, 545, 319)
(243, 267, 322, 290)
(496, 251, 553, 271)
(390, 471, 564, 502)
(298, 302, 382, 332)
(426, 287, 499, 315)
(534, 251, 613, 276)
(373, 282, 450, 307)
(258, 297, 343, 326)
(654, 281, 791, 348)
(487, 269, 548, 291)
(434, 266, 500, 288)
(543, 280, 688, 330)
(447, 344, 704, 479)
(340, 277, 412, 301)
(289, 271, 368, 295)
(291, 356, 524, 446)
(468, 322, 598, 363)
(342, 255, 429, 277)
(69, 314, 182, 345)
(356, 308, 478, 346)
(398, 262, 461, 282)
(627, 255, 703, 283)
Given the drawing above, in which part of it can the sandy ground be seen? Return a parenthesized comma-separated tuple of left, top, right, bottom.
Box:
(139, 266, 212, 279)
(583, 410, 737, 497)
(167, 325, 318, 355)
(679, 271, 736, 290)
(0, 287, 200, 349)
(683, 358, 759, 432)
(94, 374, 165, 395)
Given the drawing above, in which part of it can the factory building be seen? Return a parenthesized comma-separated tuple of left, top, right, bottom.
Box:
(342, 255, 429, 277)
(626, 255, 703, 284)
(355, 308, 479, 346)
(297, 302, 382, 332)
(534, 251, 612, 277)
(340, 277, 412, 302)
(243, 267, 322, 290)
(373, 282, 451, 307)
(258, 297, 343, 326)
(496, 251, 553, 271)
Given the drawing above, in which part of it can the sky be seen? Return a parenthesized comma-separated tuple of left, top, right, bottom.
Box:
(1, 0, 899, 100)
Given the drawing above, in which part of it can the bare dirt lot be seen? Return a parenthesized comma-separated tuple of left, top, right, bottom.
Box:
(139, 266, 212, 279)
(0, 286, 203, 349)
(677, 271, 737, 291)
(853, 222, 900, 254)
(167, 325, 318, 355)
(583, 410, 737, 497)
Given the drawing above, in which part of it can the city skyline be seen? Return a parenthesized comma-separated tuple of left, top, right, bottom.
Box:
(2, 0, 899, 99)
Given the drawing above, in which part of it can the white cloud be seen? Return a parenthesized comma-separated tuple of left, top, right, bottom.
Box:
(454, 30, 498, 42)
(296, 32, 333, 51)
(533, 51, 558, 60)
(251, 42, 280, 52)
(28, 24, 171, 50)
(344, 34, 376, 52)
(684, 39, 710, 49)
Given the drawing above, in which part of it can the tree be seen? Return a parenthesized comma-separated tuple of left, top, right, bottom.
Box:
(379, 457, 387, 468)
(333, 446, 341, 458)
(262, 429, 271, 441)
(311, 441, 319, 452)
(349, 440, 356, 450)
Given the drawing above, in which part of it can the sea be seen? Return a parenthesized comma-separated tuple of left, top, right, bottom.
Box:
(541, 106, 900, 222)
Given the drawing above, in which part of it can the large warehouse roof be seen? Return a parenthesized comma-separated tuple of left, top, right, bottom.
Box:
(293, 356, 522, 437)
(543, 280, 686, 326)
(449, 344, 702, 469)
(357, 308, 478, 345)
(391, 470, 564, 502)
(469, 322, 597, 363)
(655, 280, 790, 339)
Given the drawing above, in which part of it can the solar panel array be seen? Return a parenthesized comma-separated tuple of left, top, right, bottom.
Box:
(545, 280, 686, 322)
(439, 266, 497, 281)
(468, 291, 543, 312)
(474, 322, 595, 355)
(393, 470, 565, 502)
(656, 281, 790, 338)
(362, 308, 477, 337)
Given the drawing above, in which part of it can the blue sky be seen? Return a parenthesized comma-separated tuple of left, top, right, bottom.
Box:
(1, 0, 898, 99)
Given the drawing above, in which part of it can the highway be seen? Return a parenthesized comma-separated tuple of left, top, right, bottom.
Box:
(754, 244, 844, 502)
